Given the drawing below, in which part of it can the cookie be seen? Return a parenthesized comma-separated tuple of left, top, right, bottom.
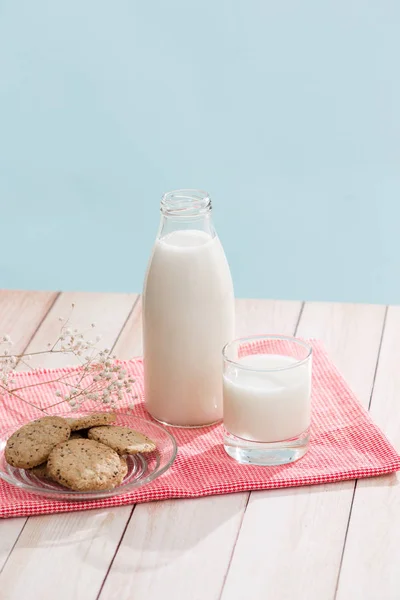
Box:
(29, 462, 53, 481)
(47, 438, 125, 491)
(66, 412, 116, 431)
(88, 426, 156, 455)
(5, 416, 71, 469)
(118, 456, 128, 482)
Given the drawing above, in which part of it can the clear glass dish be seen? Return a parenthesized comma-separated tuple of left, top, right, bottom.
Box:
(0, 411, 177, 501)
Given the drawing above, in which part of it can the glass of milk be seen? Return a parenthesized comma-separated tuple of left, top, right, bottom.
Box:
(223, 335, 312, 466)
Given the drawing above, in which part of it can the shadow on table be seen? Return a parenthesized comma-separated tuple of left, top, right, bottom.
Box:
(11, 458, 398, 577)
(111, 490, 247, 573)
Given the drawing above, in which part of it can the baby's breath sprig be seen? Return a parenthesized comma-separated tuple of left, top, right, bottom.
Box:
(0, 304, 136, 413)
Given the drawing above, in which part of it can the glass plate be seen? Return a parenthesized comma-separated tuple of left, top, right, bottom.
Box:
(0, 412, 177, 501)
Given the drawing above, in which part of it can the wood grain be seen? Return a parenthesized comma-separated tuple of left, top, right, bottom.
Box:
(220, 302, 386, 600)
(336, 306, 400, 600)
(0, 290, 58, 572)
(0, 296, 395, 600)
(99, 299, 303, 600)
(0, 292, 137, 600)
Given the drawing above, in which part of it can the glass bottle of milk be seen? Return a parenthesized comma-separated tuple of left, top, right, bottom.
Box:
(143, 189, 235, 427)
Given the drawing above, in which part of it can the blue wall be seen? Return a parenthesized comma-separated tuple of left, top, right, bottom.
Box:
(1, 0, 399, 303)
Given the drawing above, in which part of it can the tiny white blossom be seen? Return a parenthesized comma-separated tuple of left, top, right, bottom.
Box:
(3, 335, 11, 343)
(95, 335, 102, 342)
(55, 391, 61, 397)
(91, 323, 96, 328)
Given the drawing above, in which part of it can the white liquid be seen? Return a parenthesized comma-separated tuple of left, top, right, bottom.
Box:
(143, 229, 235, 426)
(223, 354, 311, 442)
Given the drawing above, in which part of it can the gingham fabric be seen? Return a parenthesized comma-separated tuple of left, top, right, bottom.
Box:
(0, 340, 399, 518)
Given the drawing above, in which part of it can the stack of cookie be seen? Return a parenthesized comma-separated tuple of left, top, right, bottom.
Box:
(5, 413, 156, 492)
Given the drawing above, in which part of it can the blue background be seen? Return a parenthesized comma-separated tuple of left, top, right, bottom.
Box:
(1, 0, 399, 303)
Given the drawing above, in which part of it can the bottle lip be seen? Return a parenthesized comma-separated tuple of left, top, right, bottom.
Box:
(161, 189, 212, 216)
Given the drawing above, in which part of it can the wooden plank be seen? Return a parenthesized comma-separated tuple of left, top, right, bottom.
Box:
(99, 299, 303, 600)
(0, 292, 137, 599)
(220, 302, 386, 600)
(0, 290, 58, 572)
(0, 290, 57, 356)
(336, 305, 400, 600)
(21, 291, 136, 369)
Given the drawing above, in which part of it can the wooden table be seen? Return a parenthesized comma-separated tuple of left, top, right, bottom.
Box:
(0, 291, 398, 600)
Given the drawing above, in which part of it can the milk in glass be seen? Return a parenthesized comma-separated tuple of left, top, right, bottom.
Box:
(143, 190, 234, 427)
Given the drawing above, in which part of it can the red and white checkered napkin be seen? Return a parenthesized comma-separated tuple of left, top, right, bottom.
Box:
(1, 341, 399, 518)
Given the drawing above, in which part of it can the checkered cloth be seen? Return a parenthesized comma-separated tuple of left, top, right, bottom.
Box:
(0, 341, 399, 518)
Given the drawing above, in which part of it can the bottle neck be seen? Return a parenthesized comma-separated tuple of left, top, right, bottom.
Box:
(158, 189, 216, 240)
